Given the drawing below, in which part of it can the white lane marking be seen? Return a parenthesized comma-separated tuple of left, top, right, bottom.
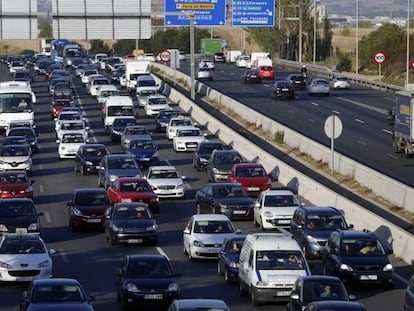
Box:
(357, 140, 367, 146)
(59, 249, 70, 263)
(156, 247, 169, 259)
(355, 118, 365, 124)
(384, 97, 394, 102)
(43, 211, 52, 223)
(311, 101, 319, 107)
(386, 153, 398, 159)
(73, 83, 97, 143)
(337, 96, 389, 114)
(383, 129, 393, 135)
(332, 110, 340, 115)
(39, 184, 44, 193)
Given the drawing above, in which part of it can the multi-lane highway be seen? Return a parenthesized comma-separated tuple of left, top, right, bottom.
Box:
(0, 64, 412, 311)
(176, 61, 413, 187)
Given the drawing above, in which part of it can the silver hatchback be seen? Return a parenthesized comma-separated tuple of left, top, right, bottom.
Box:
(307, 78, 330, 96)
(330, 75, 351, 89)
(196, 67, 213, 81)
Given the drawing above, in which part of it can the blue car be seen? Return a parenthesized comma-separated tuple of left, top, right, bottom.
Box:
(217, 235, 246, 283)
(126, 137, 159, 167)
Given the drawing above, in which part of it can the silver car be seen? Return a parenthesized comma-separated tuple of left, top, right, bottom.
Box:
(307, 78, 330, 96)
(330, 75, 351, 90)
(167, 299, 230, 311)
(196, 67, 213, 81)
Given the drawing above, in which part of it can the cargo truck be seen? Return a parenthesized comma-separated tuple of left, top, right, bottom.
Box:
(200, 38, 225, 56)
(390, 91, 414, 157)
(125, 59, 151, 93)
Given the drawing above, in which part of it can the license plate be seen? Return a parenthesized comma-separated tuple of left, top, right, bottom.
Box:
(251, 75, 256, 78)
(16, 276, 33, 282)
(121, 198, 132, 202)
(282, 88, 289, 91)
(248, 187, 260, 191)
(87, 219, 101, 223)
(360, 275, 377, 280)
(128, 239, 143, 244)
(208, 248, 218, 253)
(233, 210, 246, 214)
(277, 219, 291, 224)
(15, 228, 28, 234)
(144, 294, 163, 299)
(276, 290, 291, 296)
(141, 158, 150, 161)
(188, 144, 197, 147)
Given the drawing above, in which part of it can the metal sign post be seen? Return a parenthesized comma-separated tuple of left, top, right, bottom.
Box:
(374, 51, 386, 82)
(324, 115, 343, 175)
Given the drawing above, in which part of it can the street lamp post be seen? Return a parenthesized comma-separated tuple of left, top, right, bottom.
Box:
(313, 0, 319, 65)
(406, 0, 410, 90)
(355, 0, 359, 74)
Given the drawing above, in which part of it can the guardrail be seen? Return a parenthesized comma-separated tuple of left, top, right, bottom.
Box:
(151, 66, 414, 265)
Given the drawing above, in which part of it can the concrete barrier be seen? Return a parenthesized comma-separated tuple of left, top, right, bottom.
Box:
(153, 72, 414, 265)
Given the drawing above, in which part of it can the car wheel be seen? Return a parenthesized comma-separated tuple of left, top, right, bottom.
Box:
(187, 245, 193, 261)
(384, 281, 394, 290)
(108, 235, 117, 246)
(217, 261, 223, 276)
(239, 282, 247, 297)
(196, 203, 202, 214)
(224, 269, 232, 283)
(253, 215, 259, 227)
(74, 163, 78, 173)
(259, 217, 264, 230)
(251, 287, 260, 306)
(69, 219, 77, 232)
(80, 165, 85, 175)
(322, 263, 329, 275)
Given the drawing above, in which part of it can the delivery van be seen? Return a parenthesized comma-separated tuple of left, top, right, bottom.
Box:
(103, 96, 135, 134)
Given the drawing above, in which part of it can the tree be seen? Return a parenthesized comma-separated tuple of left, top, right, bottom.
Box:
(38, 17, 52, 38)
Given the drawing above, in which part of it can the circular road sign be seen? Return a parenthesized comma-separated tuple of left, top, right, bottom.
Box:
(374, 51, 386, 64)
(159, 50, 171, 63)
(324, 115, 343, 140)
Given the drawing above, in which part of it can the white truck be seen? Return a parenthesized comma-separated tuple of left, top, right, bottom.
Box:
(226, 50, 242, 63)
(250, 52, 271, 68)
(125, 59, 151, 93)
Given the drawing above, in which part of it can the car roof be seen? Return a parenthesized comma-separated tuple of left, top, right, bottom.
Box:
(232, 162, 263, 168)
(114, 177, 147, 183)
(299, 206, 342, 215)
(127, 254, 168, 262)
(262, 188, 295, 196)
(336, 229, 377, 239)
(32, 278, 81, 286)
(299, 275, 343, 282)
(149, 165, 176, 171)
(73, 188, 107, 194)
(79, 143, 107, 149)
(2, 233, 41, 240)
(307, 301, 367, 310)
(174, 299, 229, 308)
(191, 214, 231, 221)
(0, 197, 33, 202)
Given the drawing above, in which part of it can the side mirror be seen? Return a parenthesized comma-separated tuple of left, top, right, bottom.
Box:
(329, 248, 338, 255)
(386, 249, 394, 255)
(183, 228, 190, 234)
(49, 249, 56, 255)
(290, 293, 299, 300)
(347, 224, 354, 229)
(67, 200, 73, 207)
(254, 202, 260, 208)
(349, 294, 357, 301)
(236, 229, 242, 234)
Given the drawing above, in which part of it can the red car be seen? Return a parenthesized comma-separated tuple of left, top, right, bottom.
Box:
(227, 163, 272, 196)
(106, 177, 160, 214)
(258, 65, 275, 80)
(0, 170, 34, 199)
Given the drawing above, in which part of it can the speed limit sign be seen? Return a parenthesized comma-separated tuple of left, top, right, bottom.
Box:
(374, 51, 386, 64)
(159, 50, 171, 63)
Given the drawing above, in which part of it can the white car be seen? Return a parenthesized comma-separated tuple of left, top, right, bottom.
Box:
(55, 119, 89, 142)
(0, 145, 32, 175)
(173, 127, 207, 152)
(0, 233, 55, 282)
(198, 59, 215, 70)
(253, 188, 302, 230)
(56, 132, 87, 159)
(145, 165, 186, 199)
(166, 116, 195, 140)
(183, 214, 241, 260)
(236, 55, 251, 68)
(168, 299, 230, 311)
(81, 69, 99, 85)
(54, 111, 85, 132)
(330, 75, 351, 90)
(144, 94, 171, 117)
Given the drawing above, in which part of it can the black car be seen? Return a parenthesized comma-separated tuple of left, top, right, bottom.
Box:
(20, 278, 96, 311)
(304, 301, 367, 311)
(7, 127, 38, 153)
(214, 52, 226, 62)
(104, 203, 158, 245)
(217, 235, 246, 283)
(116, 254, 180, 309)
(207, 149, 243, 183)
(2, 135, 29, 148)
(270, 80, 296, 100)
(287, 275, 354, 311)
(74, 143, 111, 175)
(110, 116, 138, 142)
(67, 188, 111, 232)
(322, 229, 394, 289)
(155, 109, 180, 132)
(241, 69, 261, 84)
(0, 198, 43, 234)
(287, 73, 307, 90)
(195, 183, 255, 220)
(193, 141, 224, 171)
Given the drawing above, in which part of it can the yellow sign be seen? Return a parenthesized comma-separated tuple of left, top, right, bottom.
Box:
(176, 3, 214, 9)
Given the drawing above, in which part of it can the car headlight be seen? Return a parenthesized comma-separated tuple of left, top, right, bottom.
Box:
(305, 235, 318, 244)
(73, 207, 83, 216)
(0, 261, 12, 269)
(219, 203, 228, 209)
(193, 240, 204, 247)
(28, 222, 39, 231)
(200, 158, 208, 163)
(176, 141, 185, 146)
(112, 224, 122, 232)
(38, 260, 50, 268)
(0, 224, 7, 232)
(383, 264, 393, 271)
(112, 130, 121, 135)
(125, 282, 140, 293)
(150, 197, 159, 202)
(212, 168, 219, 174)
(176, 183, 185, 189)
(339, 264, 353, 271)
(85, 161, 93, 166)
(152, 151, 159, 158)
(146, 224, 157, 231)
(256, 281, 270, 287)
(263, 211, 273, 218)
(167, 282, 179, 292)
(109, 175, 117, 182)
(229, 260, 239, 268)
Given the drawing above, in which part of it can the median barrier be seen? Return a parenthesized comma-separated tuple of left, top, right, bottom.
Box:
(153, 65, 414, 264)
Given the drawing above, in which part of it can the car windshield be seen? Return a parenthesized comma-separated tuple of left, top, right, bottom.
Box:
(159, 111, 179, 119)
(129, 140, 155, 150)
(0, 93, 33, 113)
(340, 239, 386, 256)
(213, 153, 242, 165)
(148, 97, 167, 105)
(75, 192, 108, 206)
(256, 251, 305, 270)
(120, 181, 151, 192)
(0, 201, 34, 216)
(107, 106, 133, 116)
(0, 239, 45, 254)
(306, 215, 347, 231)
(60, 122, 84, 131)
(171, 119, 192, 126)
(0, 173, 28, 183)
(139, 90, 157, 97)
(236, 166, 265, 177)
(7, 128, 35, 138)
(127, 259, 173, 278)
(193, 220, 234, 234)
(178, 129, 201, 137)
(107, 158, 137, 169)
(199, 144, 222, 154)
(32, 285, 86, 303)
(125, 127, 148, 136)
(59, 113, 81, 121)
(213, 185, 247, 198)
(148, 169, 178, 179)
(263, 194, 299, 207)
(113, 205, 150, 220)
(83, 147, 108, 157)
(302, 280, 348, 303)
(61, 134, 83, 143)
(0, 146, 29, 156)
(113, 118, 136, 127)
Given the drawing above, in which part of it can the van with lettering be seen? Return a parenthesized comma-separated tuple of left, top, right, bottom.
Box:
(238, 232, 310, 306)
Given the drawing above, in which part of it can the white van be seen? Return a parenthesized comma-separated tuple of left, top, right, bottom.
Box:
(136, 75, 159, 106)
(96, 85, 119, 106)
(103, 96, 135, 133)
(238, 232, 310, 306)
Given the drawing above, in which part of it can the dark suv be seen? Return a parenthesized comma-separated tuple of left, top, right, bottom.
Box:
(287, 73, 307, 90)
(291, 206, 353, 259)
(322, 229, 394, 289)
(207, 149, 243, 183)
